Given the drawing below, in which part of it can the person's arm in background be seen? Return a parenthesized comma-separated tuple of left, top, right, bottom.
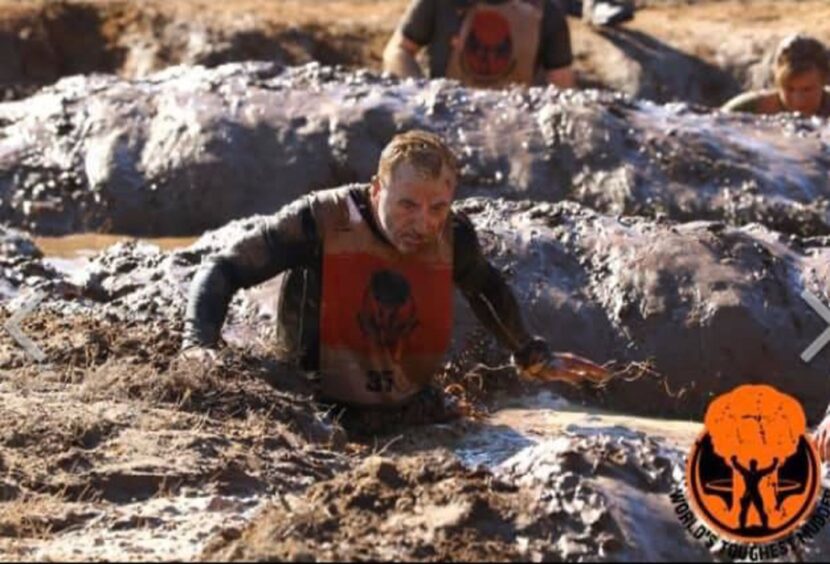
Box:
(541, 0, 576, 88)
(182, 196, 319, 352)
(383, 30, 424, 78)
(382, 0, 435, 78)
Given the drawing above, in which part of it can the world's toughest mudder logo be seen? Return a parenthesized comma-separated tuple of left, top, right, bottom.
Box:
(671, 384, 830, 559)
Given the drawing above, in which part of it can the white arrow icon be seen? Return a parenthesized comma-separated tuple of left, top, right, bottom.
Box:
(801, 289, 830, 363)
(3, 290, 46, 363)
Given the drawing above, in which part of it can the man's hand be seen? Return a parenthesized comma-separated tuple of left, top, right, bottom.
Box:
(512, 336, 552, 377)
(814, 415, 830, 461)
(538, 352, 612, 387)
(512, 337, 611, 387)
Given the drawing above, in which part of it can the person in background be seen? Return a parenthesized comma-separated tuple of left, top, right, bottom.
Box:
(723, 34, 830, 117)
(383, 0, 576, 89)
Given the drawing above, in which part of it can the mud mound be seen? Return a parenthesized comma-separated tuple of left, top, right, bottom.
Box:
(453, 198, 830, 421)
(0, 225, 58, 300)
(208, 422, 749, 561)
(1, 63, 828, 237)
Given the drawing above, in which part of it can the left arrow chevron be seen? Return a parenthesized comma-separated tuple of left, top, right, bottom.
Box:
(3, 290, 46, 363)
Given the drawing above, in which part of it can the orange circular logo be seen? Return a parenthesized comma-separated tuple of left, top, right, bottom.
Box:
(686, 385, 822, 543)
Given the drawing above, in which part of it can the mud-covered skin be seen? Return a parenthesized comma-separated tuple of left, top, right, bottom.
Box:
(184, 185, 534, 376)
(723, 87, 830, 117)
(2, 63, 830, 237)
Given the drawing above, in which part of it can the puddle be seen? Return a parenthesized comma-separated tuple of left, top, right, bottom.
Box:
(33, 234, 198, 280)
(455, 391, 702, 470)
(35, 234, 197, 258)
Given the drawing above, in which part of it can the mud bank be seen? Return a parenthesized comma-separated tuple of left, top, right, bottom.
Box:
(0, 0, 391, 102)
(1, 63, 829, 236)
(455, 198, 830, 421)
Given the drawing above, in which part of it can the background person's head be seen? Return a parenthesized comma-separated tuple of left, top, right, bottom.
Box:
(773, 34, 829, 115)
(371, 130, 458, 254)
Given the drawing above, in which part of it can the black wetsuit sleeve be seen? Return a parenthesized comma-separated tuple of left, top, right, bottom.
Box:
(540, 0, 574, 70)
(452, 212, 533, 352)
(183, 196, 319, 349)
(400, 0, 437, 46)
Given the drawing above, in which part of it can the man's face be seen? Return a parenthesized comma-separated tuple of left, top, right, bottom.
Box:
(371, 161, 455, 254)
(778, 69, 827, 115)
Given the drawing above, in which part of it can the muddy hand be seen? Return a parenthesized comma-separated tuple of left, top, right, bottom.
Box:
(533, 352, 612, 387)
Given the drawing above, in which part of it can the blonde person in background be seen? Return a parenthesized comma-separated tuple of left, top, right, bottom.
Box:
(723, 34, 830, 118)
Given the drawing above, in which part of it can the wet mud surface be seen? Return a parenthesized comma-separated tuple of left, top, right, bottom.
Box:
(1, 63, 829, 236)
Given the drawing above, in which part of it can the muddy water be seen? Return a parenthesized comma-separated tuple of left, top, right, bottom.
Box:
(9, 495, 267, 562)
(33, 234, 197, 280)
(34, 235, 197, 259)
(454, 391, 702, 469)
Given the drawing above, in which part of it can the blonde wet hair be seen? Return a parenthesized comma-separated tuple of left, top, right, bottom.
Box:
(773, 34, 829, 85)
(377, 130, 459, 185)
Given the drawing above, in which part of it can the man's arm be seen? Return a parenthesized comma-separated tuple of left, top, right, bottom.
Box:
(546, 67, 576, 89)
(541, 0, 576, 89)
(182, 196, 319, 350)
(452, 213, 534, 353)
(382, 0, 434, 78)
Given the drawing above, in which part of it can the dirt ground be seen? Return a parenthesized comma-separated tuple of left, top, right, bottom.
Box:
(0, 308, 352, 560)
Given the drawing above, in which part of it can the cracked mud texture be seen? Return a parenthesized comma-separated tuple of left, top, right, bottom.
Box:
(1, 62, 829, 237)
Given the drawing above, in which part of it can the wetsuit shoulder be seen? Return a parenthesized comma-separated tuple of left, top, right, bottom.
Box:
(722, 90, 779, 114)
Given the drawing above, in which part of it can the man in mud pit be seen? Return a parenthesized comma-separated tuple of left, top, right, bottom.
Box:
(723, 34, 830, 118)
(181, 130, 605, 434)
(383, 0, 576, 89)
